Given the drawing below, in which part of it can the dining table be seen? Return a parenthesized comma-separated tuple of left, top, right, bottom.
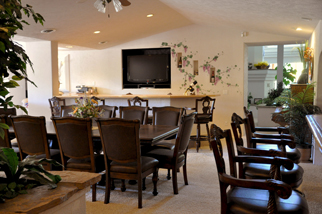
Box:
(8, 121, 179, 146)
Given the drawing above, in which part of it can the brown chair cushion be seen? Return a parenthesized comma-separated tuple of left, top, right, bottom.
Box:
(151, 139, 176, 150)
(67, 154, 105, 172)
(110, 156, 158, 174)
(244, 163, 304, 188)
(195, 114, 211, 123)
(256, 144, 301, 163)
(145, 149, 185, 165)
(228, 187, 309, 214)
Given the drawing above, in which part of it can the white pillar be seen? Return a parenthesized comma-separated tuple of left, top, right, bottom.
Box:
(277, 45, 284, 84)
(26, 41, 58, 119)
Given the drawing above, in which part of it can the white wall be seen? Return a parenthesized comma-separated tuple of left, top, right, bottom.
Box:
(313, 20, 322, 108)
(26, 41, 58, 120)
(58, 24, 303, 130)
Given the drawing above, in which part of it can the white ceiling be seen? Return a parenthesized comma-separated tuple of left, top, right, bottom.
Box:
(15, 0, 322, 50)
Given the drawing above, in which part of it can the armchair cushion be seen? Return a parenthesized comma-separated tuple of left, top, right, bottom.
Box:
(228, 187, 309, 214)
(244, 163, 304, 188)
(145, 148, 185, 164)
(110, 156, 158, 174)
(151, 139, 176, 150)
(67, 154, 105, 172)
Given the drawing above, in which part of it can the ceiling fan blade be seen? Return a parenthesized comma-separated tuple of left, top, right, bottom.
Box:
(119, 0, 131, 6)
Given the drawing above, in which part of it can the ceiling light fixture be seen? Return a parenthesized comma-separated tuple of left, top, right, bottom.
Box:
(94, 0, 131, 14)
(147, 14, 154, 18)
(98, 41, 107, 44)
(40, 29, 56, 34)
(296, 27, 302, 31)
(66, 46, 73, 48)
(301, 17, 312, 21)
(94, 31, 101, 34)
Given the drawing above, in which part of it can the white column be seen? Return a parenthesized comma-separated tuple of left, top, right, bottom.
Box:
(26, 41, 58, 119)
(277, 45, 284, 84)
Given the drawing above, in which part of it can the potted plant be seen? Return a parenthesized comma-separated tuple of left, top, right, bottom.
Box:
(274, 63, 297, 87)
(0, 147, 62, 202)
(254, 61, 269, 69)
(274, 83, 322, 160)
(262, 81, 284, 106)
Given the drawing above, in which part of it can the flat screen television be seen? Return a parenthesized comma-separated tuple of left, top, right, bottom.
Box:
(122, 47, 171, 88)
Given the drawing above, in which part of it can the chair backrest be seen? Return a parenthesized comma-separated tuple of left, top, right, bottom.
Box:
(173, 112, 196, 154)
(231, 113, 253, 148)
(243, 106, 256, 133)
(152, 106, 183, 126)
(119, 106, 148, 125)
(9, 115, 50, 160)
(0, 115, 11, 148)
(51, 117, 95, 171)
(127, 96, 149, 107)
(100, 105, 117, 118)
(97, 118, 140, 163)
(49, 96, 65, 117)
(0, 107, 16, 126)
(91, 96, 105, 105)
(194, 96, 215, 122)
(60, 105, 74, 117)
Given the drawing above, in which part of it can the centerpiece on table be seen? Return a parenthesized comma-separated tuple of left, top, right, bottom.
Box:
(69, 97, 104, 118)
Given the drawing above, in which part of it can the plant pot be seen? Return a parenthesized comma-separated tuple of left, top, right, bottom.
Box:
(297, 144, 312, 162)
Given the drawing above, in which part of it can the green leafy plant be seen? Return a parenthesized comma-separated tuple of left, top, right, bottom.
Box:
(274, 63, 297, 86)
(0, 0, 45, 138)
(274, 83, 322, 146)
(262, 81, 284, 106)
(0, 147, 62, 202)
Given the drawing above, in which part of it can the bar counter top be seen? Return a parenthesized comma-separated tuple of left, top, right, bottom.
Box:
(57, 93, 220, 99)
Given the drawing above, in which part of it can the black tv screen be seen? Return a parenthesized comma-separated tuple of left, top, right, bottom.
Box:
(127, 54, 169, 83)
(122, 47, 171, 88)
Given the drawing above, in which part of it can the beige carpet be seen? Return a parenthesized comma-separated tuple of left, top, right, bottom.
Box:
(86, 145, 322, 213)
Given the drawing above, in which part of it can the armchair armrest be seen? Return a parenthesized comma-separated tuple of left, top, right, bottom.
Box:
(234, 155, 294, 170)
(253, 133, 294, 140)
(237, 146, 286, 157)
(219, 173, 292, 199)
(251, 138, 296, 149)
(255, 126, 289, 134)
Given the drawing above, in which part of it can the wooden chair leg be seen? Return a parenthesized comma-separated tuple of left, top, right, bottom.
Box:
(105, 175, 111, 204)
(142, 178, 146, 190)
(92, 184, 96, 202)
(121, 179, 126, 192)
(183, 163, 188, 185)
(138, 178, 142, 208)
(167, 169, 171, 180)
(111, 179, 115, 190)
(196, 123, 201, 152)
(172, 167, 178, 194)
(206, 123, 212, 150)
(152, 168, 158, 196)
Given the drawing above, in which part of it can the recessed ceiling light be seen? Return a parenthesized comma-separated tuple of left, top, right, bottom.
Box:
(296, 27, 302, 31)
(147, 14, 154, 18)
(66, 46, 73, 48)
(40, 29, 56, 34)
(94, 31, 101, 34)
(98, 41, 107, 44)
(301, 17, 312, 21)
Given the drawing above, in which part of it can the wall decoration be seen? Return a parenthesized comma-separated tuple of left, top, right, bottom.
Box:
(161, 41, 239, 94)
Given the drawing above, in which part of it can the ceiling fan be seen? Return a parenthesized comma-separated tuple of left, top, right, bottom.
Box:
(77, 0, 131, 13)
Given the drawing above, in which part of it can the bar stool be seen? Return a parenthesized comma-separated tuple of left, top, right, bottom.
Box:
(185, 96, 215, 152)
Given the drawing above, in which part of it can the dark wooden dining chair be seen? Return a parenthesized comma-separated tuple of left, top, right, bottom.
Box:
(127, 96, 152, 124)
(9, 115, 61, 170)
(145, 112, 196, 194)
(48, 96, 66, 117)
(148, 106, 184, 151)
(100, 105, 117, 118)
(185, 96, 215, 152)
(0, 107, 16, 126)
(243, 107, 301, 163)
(210, 125, 309, 214)
(230, 113, 304, 189)
(51, 116, 105, 202)
(96, 118, 159, 208)
(91, 96, 105, 105)
(60, 105, 74, 117)
(0, 115, 19, 155)
(119, 106, 148, 125)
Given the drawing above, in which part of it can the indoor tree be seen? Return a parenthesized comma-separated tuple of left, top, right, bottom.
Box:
(0, 0, 44, 137)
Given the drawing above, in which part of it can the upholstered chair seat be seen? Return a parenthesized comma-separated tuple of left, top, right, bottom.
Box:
(244, 162, 304, 188)
(227, 187, 309, 214)
(67, 154, 105, 171)
(110, 156, 158, 174)
(146, 149, 185, 164)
